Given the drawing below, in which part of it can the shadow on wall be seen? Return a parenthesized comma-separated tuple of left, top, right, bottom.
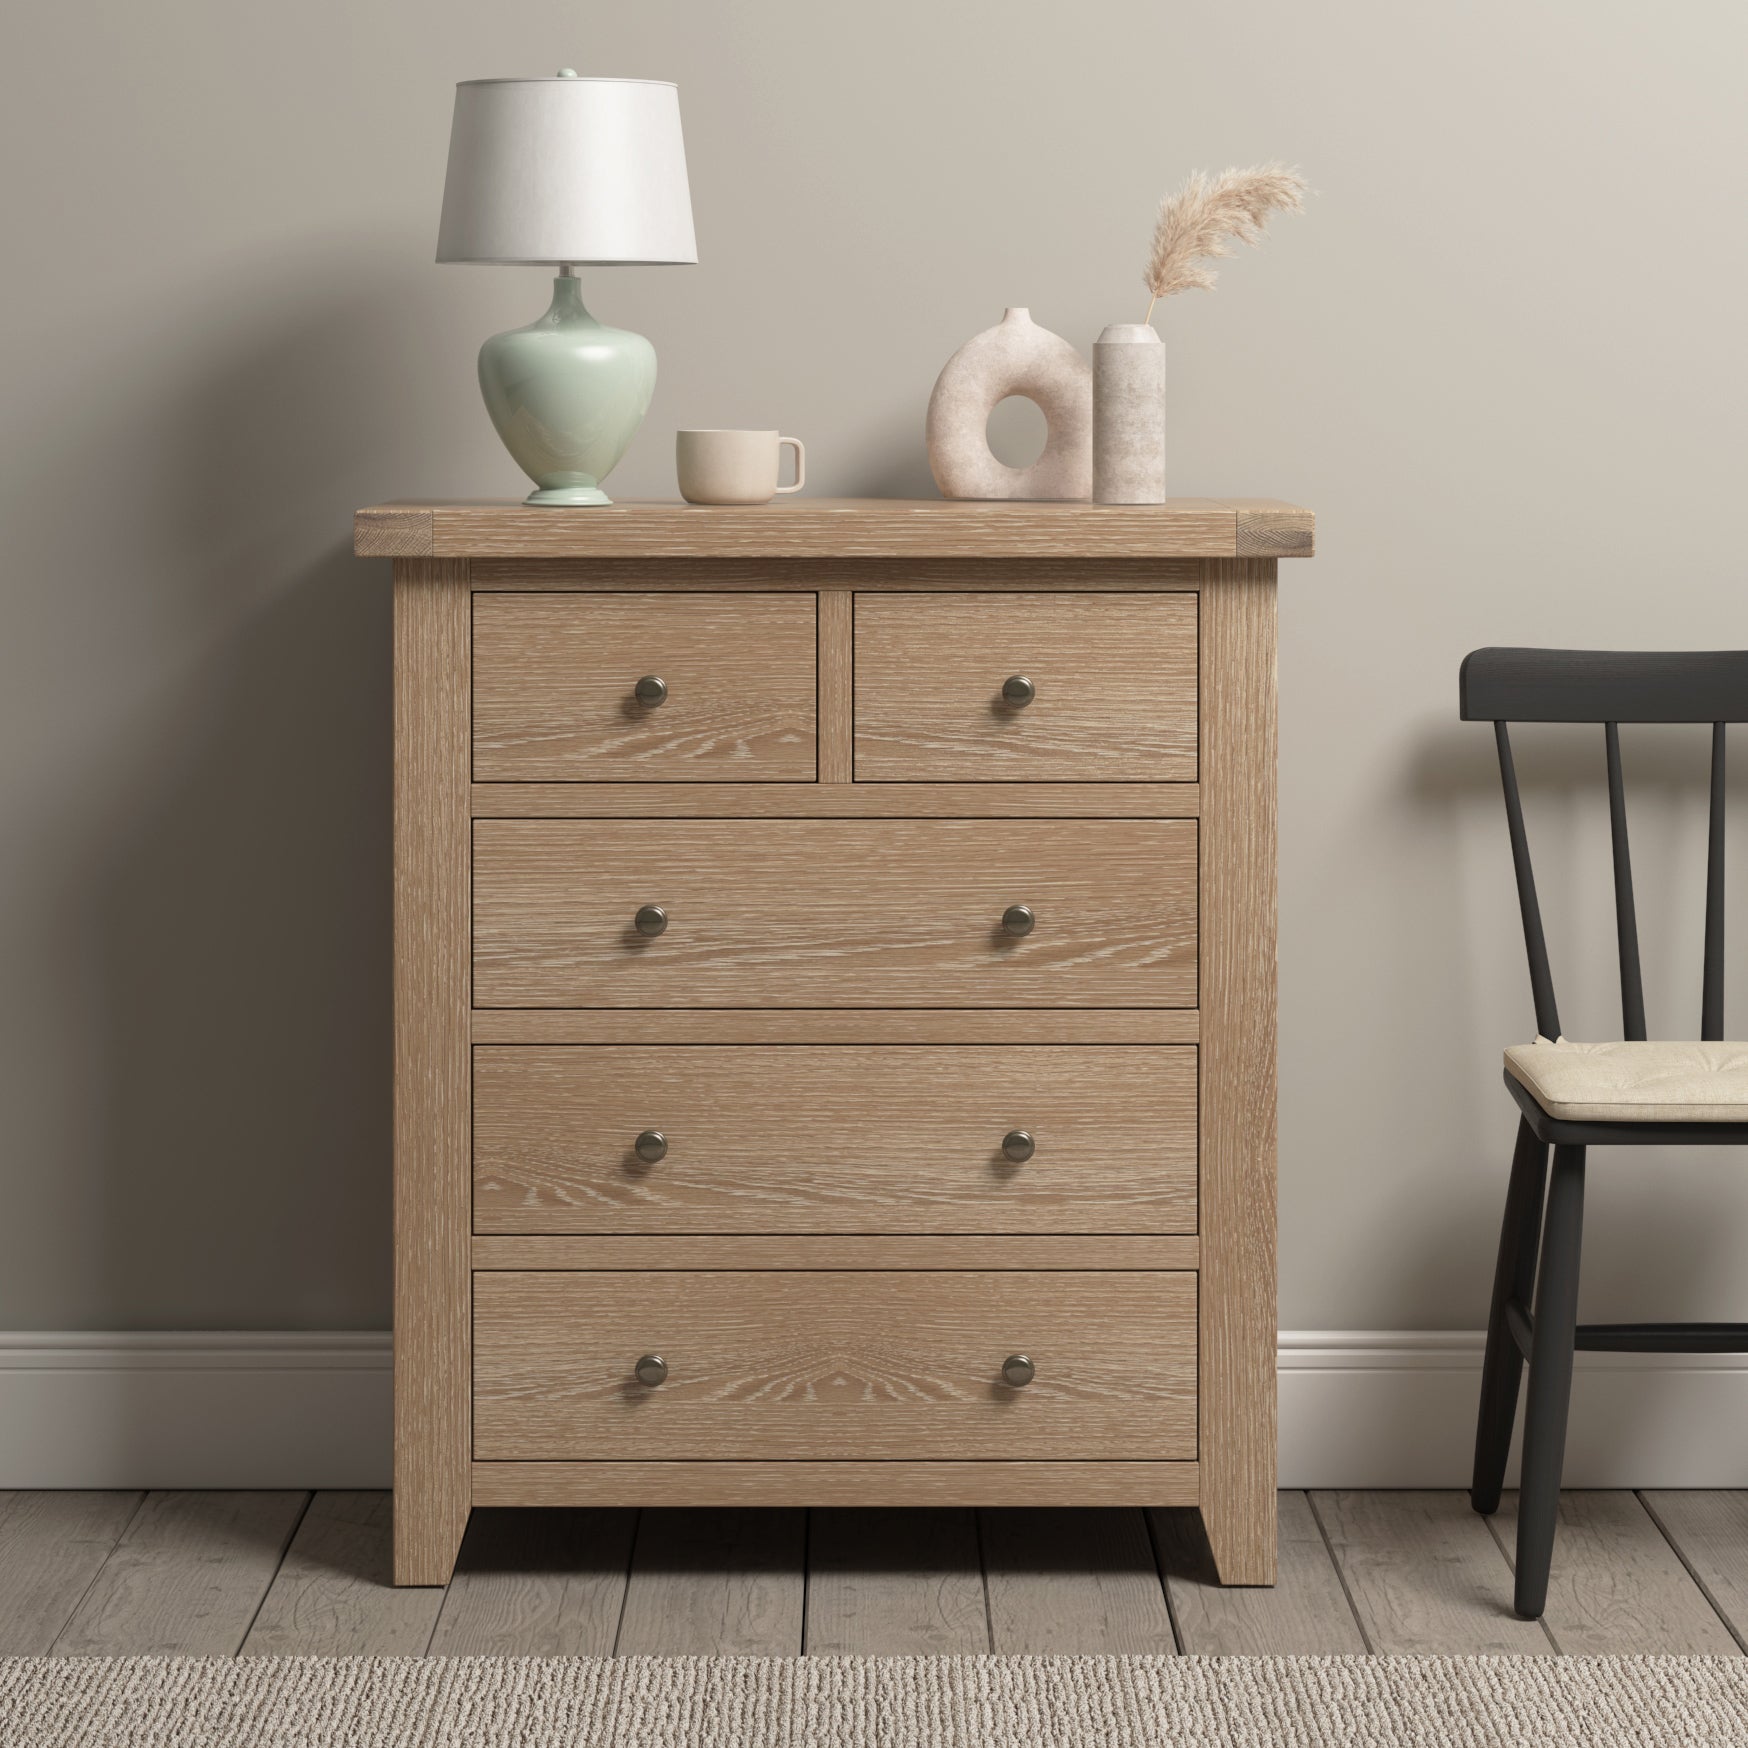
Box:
(92, 564, 390, 1327)
(1383, 714, 1748, 1322)
(54, 260, 432, 1330)
(1405, 714, 1748, 1034)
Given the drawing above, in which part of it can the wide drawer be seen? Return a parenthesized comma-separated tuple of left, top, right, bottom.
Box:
(472, 1270, 1197, 1460)
(473, 1044, 1197, 1235)
(472, 818, 1197, 1008)
(853, 592, 1197, 782)
(473, 593, 817, 781)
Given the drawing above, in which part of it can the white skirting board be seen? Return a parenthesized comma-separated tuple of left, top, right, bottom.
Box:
(1280, 1331, 1748, 1489)
(3, 1330, 1748, 1490)
(0, 1333, 392, 1490)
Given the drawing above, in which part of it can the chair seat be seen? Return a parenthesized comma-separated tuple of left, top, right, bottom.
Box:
(1504, 1037, 1748, 1122)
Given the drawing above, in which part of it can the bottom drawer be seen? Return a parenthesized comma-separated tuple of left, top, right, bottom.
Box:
(473, 1270, 1196, 1462)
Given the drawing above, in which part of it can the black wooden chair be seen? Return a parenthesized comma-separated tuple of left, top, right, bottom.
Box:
(1461, 647, 1748, 1620)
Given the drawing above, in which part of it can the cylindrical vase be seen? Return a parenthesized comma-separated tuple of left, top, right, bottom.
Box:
(1092, 323, 1165, 504)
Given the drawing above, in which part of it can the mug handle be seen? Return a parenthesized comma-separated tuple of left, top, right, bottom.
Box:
(776, 436, 806, 494)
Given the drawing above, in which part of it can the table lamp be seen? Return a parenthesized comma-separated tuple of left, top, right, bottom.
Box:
(436, 72, 697, 506)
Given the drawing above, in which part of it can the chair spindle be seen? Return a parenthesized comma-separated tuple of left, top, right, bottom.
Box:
(1604, 723, 1647, 1041)
(1495, 721, 1561, 1039)
(1703, 722, 1726, 1040)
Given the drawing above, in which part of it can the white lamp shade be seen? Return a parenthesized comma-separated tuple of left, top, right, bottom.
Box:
(436, 76, 697, 265)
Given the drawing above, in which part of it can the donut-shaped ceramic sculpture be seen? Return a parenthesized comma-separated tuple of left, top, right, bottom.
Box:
(926, 308, 1092, 501)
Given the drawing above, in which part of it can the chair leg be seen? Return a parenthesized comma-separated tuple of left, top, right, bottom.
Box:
(1514, 1143, 1586, 1620)
(1471, 1117, 1549, 1515)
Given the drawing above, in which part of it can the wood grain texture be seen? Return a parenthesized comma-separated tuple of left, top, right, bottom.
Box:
(805, 1509, 988, 1653)
(817, 588, 854, 783)
(982, 1508, 1177, 1653)
(1490, 1492, 1739, 1655)
(354, 498, 1313, 561)
(854, 593, 1197, 782)
(616, 1509, 805, 1655)
(426, 1507, 635, 1656)
(26, 1486, 1748, 1657)
(373, 513, 1294, 1561)
(1196, 558, 1278, 1585)
(1312, 1491, 1553, 1655)
(468, 556, 1213, 592)
(473, 1270, 1196, 1462)
(1151, 1492, 1366, 1654)
(1229, 499, 1317, 557)
(241, 1492, 444, 1656)
(472, 1235, 1200, 1271)
(472, 1461, 1200, 1509)
(470, 1009, 1199, 1045)
(472, 1044, 1196, 1235)
(473, 592, 816, 782)
(1643, 1491, 1748, 1650)
(393, 558, 473, 1586)
(356, 507, 433, 557)
(53, 1491, 308, 1656)
(0, 1491, 142, 1654)
(470, 781, 1200, 818)
(473, 818, 1197, 1009)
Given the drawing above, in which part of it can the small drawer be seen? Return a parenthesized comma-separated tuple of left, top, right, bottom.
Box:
(473, 1269, 1197, 1461)
(853, 592, 1197, 782)
(473, 1044, 1197, 1235)
(473, 592, 817, 781)
(472, 817, 1197, 1008)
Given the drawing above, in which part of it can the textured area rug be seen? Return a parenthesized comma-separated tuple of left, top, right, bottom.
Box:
(3, 1654, 1747, 1747)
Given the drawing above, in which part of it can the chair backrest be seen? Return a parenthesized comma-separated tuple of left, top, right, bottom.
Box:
(1460, 648, 1748, 1042)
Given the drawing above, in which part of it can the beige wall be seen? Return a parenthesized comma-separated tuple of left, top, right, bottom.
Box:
(2, 0, 1744, 1331)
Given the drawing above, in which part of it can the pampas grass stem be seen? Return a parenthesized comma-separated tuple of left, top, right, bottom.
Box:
(1142, 163, 1305, 322)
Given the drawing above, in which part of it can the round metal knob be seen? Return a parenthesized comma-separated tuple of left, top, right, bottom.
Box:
(634, 904, 669, 937)
(1002, 1354, 1036, 1388)
(1001, 1129, 1035, 1164)
(634, 1353, 668, 1387)
(1001, 904, 1035, 938)
(634, 1129, 668, 1165)
(634, 674, 668, 707)
(1001, 674, 1036, 708)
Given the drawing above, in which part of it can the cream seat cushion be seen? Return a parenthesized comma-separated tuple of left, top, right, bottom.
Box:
(1504, 1037, 1748, 1122)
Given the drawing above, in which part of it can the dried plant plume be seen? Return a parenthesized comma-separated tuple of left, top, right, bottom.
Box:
(1143, 163, 1306, 320)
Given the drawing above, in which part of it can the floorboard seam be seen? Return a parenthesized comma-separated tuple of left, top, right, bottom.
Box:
(412, 1495, 451, 1658)
(45, 1489, 149, 1656)
(1305, 1491, 1375, 1655)
(1638, 1490, 1748, 1656)
(232, 1492, 313, 1656)
(1482, 1508, 1562, 1654)
(799, 1510, 812, 1656)
(1480, 1498, 1566, 1654)
(607, 1509, 641, 1659)
(1139, 1506, 1185, 1655)
(972, 1511, 995, 1655)
(422, 1511, 470, 1658)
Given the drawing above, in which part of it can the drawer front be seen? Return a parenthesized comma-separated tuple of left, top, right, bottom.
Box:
(472, 818, 1197, 1008)
(473, 1045, 1197, 1235)
(473, 1270, 1196, 1460)
(853, 593, 1197, 782)
(473, 593, 817, 781)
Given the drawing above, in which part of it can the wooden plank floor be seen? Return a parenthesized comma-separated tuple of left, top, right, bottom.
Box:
(1, 1491, 1744, 1656)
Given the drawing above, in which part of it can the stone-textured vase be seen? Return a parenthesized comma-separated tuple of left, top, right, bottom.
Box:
(1093, 323, 1166, 504)
(478, 274, 657, 506)
(926, 308, 1091, 500)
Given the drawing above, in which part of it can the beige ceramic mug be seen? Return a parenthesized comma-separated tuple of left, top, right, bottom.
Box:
(676, 429, 806, 505)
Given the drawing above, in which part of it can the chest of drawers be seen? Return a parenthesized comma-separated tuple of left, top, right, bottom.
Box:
(357, 496, 1311, 1587)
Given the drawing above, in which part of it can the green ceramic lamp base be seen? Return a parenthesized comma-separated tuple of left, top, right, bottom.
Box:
(478, 273, 657, 510)
(526, 482, 614, 507)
